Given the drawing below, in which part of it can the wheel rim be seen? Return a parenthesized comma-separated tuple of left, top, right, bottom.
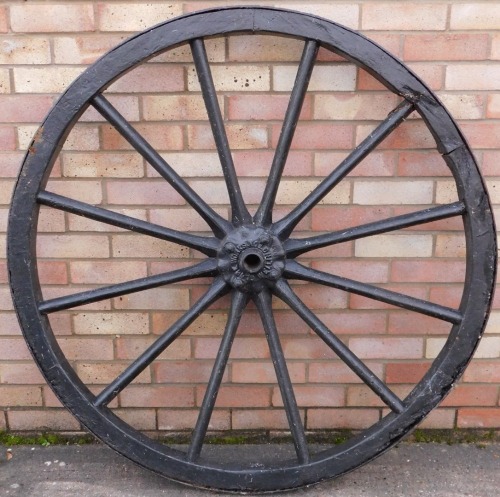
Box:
(7, 6, 497, 492)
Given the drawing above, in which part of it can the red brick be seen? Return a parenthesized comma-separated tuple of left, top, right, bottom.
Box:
(291, 285, 348, 311)
(73, 312, 149, 336)
(315, 93, 398, 121)
(463, 362, 500, 383)
(487, 95, 500, 119)
(115, 337, 191, 361)
(11, 4, 95, 32)
(273, 385, 345, 407)
(158, 409, 230, 431)
(47, 180, 102, 204)
(0, 153, 24, 178)
(0, 7, 6, 32)
(53, 35, 126, 64)
(418, 409, 456, 429)
(385, 362, 430, 384)
(457, 408, 500, 428)
(190, 287, 231, 311)
(273, 124, 354, 150)
(307, 408, 380, 429)
(318, 311, 388, 335)
(312, 205, 392, 231)
(188, 124, 268, 150)
(143, 94, 218, 122)
(149, 207, 226, 233)
(313, 260, 389, 284)
(42, 387, 64, 408)
(58, 338, 114, 361)
(228, 34, 303, 62)
(154, 361, 226, 384)
(108, 65, 184, 93)
(404, 34, 489, 61)
(38, 261, 68, 285)
(98, 3, 182, 32)
(37, 207, 66, 233)
(363, 34, 402, 57)
(410, 64, 445, 91)
(480, 150, 500, 176)
(0, 261, 7, 284)
(76, 363, 150, 384)
(460, 123, 500, 149)
(197, 385, 271, 408)
(228, 95, 312, 121)
(316, 151, 397, 177)
(232, 409, 300, 430)
(347, 385, 413, 407)
(315, 47, 345, 63)
(273, 208, 313, 233)
(232, 362, 306, 384)
(0, 386, 43, 407)
(0, 288, 13, 311)
(0, 313, 22, 335)
(49, 314, 72, 337)
(349, 338, 423, 359)
(0, 127, 16, 151)
(234, 151, 312, 177)
(63, 152, 143, 178)
(152, 310, 224, 337)
(189, 64, 270, 92)
(309, 361, 384, 384)
(441, 385, 498, 407)
(120, 385, 194, 408)
(451, 4, 500, 30)
(101, 123, 183, 151)
(357, 69, 387, 91)
(0, 96, 53, 123)
(407, 62, 445, 91)
(36, 234, 109, 258)
(0, 37, 51, 65)
(194, 337, 269, 359)
(106, 180, 185, 206)
(7, 410, 81, 431)
(81, 96, 139, 122)
(429, 286, 463, 309)
(274, 64, 356, 92)
(0, 339, 32, 360)
(357, 121, 435, 150)
(281, 337, 337, 360)
(362, 3, 447, 30)
(114, 409, 157, 431)
(70, 261, 147, 285)
(391, 261, 465, 283)
(388, 312, 452, 336)
(398, 151, 450, 177)
(236, 310, 309, 336)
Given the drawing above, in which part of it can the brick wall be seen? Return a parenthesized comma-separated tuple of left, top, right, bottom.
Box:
(0, 1, 499, 435)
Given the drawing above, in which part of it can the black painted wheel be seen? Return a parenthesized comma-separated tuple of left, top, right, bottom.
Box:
(7, 7, 496, 492)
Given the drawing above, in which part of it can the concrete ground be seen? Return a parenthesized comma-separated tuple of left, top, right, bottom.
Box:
(1, 443, 499, 496)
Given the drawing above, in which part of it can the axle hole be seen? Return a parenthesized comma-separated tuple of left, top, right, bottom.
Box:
(240, 250, 265, 274)
(244, 253, 262, 270)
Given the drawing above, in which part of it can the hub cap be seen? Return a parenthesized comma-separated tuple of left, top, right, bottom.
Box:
(217, 226, 285, 292)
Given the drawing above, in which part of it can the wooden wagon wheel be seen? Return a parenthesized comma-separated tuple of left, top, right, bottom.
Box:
(7, 7, 496, 492)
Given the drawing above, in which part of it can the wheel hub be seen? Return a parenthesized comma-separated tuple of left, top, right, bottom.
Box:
(217, 225, 285, 293)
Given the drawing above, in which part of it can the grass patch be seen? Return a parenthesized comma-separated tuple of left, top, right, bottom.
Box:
(409, 429, 498, 445)
(1, 429, 498, 447)
(0, 431, 95, 447)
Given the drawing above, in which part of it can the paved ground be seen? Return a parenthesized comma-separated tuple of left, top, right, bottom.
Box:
(0, 443, 499, 496)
